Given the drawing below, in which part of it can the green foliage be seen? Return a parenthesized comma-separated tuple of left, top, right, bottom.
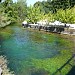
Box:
(0, 0, 28, 27)
(0, 11, 11, 27)
(0, 0, 75, 27)
(27, 6, 44, 23)
(34, 0, 75, 14)
(54, 7, 75, 23)
(3, 0, 13, 8)
(16, 0, 27, 21)
(27, 5, 54, 23)
(2, 0, 16, 20)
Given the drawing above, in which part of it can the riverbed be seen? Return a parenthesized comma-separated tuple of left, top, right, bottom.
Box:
(0, 25, 75, 75)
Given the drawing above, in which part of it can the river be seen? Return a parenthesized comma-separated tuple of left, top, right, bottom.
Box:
(0, 25, 74, 75)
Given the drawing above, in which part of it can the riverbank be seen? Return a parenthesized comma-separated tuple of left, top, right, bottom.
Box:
(22, 23, 75, 36)
(23, 26, 75, 36)
(0, 56, 14, 75)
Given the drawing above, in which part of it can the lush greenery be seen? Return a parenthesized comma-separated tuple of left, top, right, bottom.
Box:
(0, 0, 75, 27)
(0, 0, 75, 75)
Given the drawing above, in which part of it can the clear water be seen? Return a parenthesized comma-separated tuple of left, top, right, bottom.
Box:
(0, 26, 71, 75)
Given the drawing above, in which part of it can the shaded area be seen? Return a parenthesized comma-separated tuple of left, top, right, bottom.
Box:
(67, 66, 75, 75)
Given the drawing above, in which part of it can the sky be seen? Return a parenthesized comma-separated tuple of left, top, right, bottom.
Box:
(26, 0, 47, 6)
(13, 0, 47, 6)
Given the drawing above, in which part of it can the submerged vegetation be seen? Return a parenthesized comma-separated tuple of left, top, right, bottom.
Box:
(0, 25, 75, 75)
(31, 50, 72, 75)
(31, 36, 74, 75)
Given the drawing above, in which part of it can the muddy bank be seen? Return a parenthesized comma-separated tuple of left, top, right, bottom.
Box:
(0, 56, 14, 75)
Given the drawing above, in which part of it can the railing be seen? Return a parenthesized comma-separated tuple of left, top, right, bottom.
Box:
(52, 54, 75, 75)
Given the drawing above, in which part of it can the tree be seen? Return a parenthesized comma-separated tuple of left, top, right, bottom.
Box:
(46, 0, 75, 13)
(34, 1, 45, 14)
(54, 8, 75, 23)
(3, 0, 13, 8)
(27, 5, 46, 23)
(17, 0, 27, 21)
(27, 6, 39, 23)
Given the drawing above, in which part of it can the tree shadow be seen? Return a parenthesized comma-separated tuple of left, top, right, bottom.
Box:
(67, 66, 75, 75)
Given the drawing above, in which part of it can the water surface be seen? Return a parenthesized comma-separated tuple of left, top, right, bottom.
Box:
(0, 26, 73, 75)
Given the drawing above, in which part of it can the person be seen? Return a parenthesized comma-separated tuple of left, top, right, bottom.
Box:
(22, 21, 27, 28)
(64, 23, 66, 27)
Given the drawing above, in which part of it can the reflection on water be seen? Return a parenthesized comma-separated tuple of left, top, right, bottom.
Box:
(0, 26, 72, 75)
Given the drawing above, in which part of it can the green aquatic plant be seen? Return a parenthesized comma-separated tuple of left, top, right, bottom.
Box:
(31, 39, 74, 75)
(31, 50, 72, 75)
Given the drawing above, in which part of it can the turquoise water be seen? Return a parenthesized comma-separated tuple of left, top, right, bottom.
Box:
(0, 26, 72, 75)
